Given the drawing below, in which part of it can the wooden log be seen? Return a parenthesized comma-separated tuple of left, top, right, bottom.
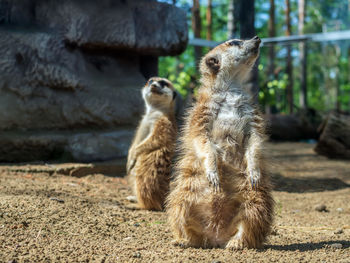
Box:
(314, 112, 350, 159)
(265, 113, 319, 141)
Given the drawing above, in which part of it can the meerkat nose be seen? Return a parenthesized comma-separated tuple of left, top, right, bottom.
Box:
(252, 36, 261, 43)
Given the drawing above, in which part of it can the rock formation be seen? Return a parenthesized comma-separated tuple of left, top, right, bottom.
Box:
(0, 0, 187, 162)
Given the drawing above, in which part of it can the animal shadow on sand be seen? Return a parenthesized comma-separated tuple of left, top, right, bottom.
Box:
(272, 173, 350, 193)
(265, 240, 350, 252)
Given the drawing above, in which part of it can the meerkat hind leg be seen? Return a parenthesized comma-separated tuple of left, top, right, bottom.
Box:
(172, 228, 205, 248)
(225, 223, 247, 250)
(226, 189, 273, 249)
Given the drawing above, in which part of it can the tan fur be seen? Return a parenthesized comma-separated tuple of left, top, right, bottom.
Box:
(166, 37, 274, 249)
(127, 77, 177, 211)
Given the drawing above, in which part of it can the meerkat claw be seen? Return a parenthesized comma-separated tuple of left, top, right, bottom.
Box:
(249, 171, 260, 190)
(250, 178, 258, 190)
(127, 158, 136, 174)
(207, 170, 220, 191)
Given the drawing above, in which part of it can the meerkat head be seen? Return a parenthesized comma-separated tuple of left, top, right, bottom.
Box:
(200, 36, 261, 83)
(142, 77, 177, 112)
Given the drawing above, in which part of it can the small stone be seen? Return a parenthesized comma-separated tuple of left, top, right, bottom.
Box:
(212, 261, 221, 263)
(336, 208, 344, 213)
(329, 243, 342, 249)
(50, 197, 64, 203)
(123, 237, 132, 241)
(126, 196, 137, 203)
(133, 223, 140, 227)
(133, 252, 141, 258)
(271, 228, 278, 236)
(314, 204, 327, 212)
(334, 228, 343, 234)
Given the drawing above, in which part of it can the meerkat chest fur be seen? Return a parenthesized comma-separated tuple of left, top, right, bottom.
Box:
(209, 85, 256, 164)
(139, 110, 164, 141)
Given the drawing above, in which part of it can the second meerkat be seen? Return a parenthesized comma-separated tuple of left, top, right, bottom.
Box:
(167, 36, 274, 249)
(127, 77, 177, 211)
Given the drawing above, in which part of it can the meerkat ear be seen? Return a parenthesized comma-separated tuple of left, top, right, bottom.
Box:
(205, 54, 221, 74)
(172, 91, 177, 100)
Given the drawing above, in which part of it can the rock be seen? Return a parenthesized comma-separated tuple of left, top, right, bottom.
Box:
(270, 228, 278, 236)
(336, 208, 344, 213)
(67, 130, 134, 162)
(0, 0, 187, 162)
(0, 130, 133, 162)
(315, 112, 350, 159)
(3, 0, 188, 56)
(0, 31, 144, 130)
(133, 252, 141, 258)
(50, 197, 65, 203)
(334, 228, 343, 234)
(133, 223, 140, 227)
(0, 157, 126, 177)
(329, 243, 342, 249)
(314, 204, 327, 212)
(265, 112, 319, 141)
(126, 196, 137, 203)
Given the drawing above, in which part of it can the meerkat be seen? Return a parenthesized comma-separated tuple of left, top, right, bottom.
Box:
(166, 36, 274, 249)
(127, 77, 177, 211)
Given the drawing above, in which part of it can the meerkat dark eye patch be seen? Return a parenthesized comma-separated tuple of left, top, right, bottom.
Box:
(205, 54, 221, 74)
(228, 40, 242, 46)
(159, 80, 168, 87)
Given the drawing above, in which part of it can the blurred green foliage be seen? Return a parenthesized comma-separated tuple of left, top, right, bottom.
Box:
(159, 0, 350, 113)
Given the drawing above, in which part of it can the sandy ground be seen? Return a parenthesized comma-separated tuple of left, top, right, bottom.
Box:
(0, 142, 349, 263)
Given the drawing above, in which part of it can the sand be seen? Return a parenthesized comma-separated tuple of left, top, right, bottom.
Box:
(0, 142, 349, 262)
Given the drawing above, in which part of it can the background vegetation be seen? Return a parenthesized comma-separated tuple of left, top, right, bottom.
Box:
(158, 0, 350, 114)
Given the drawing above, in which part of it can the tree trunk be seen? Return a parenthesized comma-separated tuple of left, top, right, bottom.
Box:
(268, 0, 275, 78)
(335, 45, 341, 111)
(285, 0, 294, 113)
(315, 112, 350, 159)
(192, 0, 202, 68)
(239, 0, 258, 102)
(298, 0, 307, 109)
(206, 0, 212, 40)
(265, 0, 275, 114)
(227, 0, 239, 38)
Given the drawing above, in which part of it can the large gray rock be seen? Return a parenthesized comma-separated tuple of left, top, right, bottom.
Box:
(1, 0, 188, 56)
(0, 129, 134, 162)
(0, 0, 188, 162)
(0, 30, 145, 130)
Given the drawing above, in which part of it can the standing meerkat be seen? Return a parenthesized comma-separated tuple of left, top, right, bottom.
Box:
(127, 77, 177, 211)
(166, 36, 274, 249)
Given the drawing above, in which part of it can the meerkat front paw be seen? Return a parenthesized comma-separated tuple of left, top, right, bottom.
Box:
(248, 168, 260, 189)
(171, 239, 191, 248)
(225, 238, 247, 250)
(127, 158, 136, 174)
(206, 169, 220, 191)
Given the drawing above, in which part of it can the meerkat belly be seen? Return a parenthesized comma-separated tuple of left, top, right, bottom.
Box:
(211, 96, 253, 163)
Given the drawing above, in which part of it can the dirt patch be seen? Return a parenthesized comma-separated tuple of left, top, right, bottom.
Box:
(0, 142, 349, 262)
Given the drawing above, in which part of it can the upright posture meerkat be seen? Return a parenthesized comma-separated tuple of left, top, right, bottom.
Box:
(127, 77, 177, 211)
(166, 36, 274, 249)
